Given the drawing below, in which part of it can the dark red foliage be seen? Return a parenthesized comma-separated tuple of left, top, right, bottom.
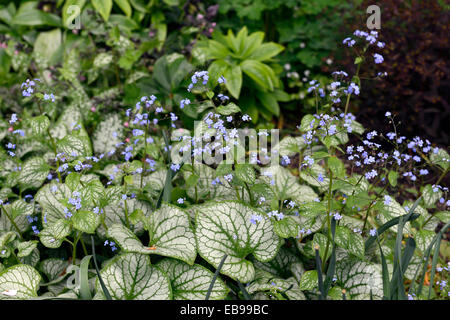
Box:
(340, 0, 450, 145)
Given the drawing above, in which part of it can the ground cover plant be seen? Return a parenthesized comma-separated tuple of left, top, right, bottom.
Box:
(0, 1, 449, 301)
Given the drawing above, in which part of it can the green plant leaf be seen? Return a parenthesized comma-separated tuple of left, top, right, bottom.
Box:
(335, 226, 364, 259)
(247, 43, 284, 61)
(57, 133, 92, 158)
(247, 269, 305, 300)
(273, 217, 300, 238)
(114, 0, 132, 17)
(388, 170, 398, 187)
(0, 264, 41, 300)
(28, 115, 50, 136)
(335, 255, 383, 300)
(422, 184, 442, 208)
(223, 64, 242, 99)
(235, 164, 256, 184)
(35, 182, 72, 224)
(92, 0, 113, 22)
(328, 156, 345, 179)
(157, 258, 228, 300)
(261, 165, 318, 204)
(194, 201, 281, 283)
(107, 223, 154, 254)
(72, 210, 100, 234)
(216, 102, 241, 116)
(414, 229, 435, 253)
(18, 157, 50, 190)
(33, 28, 61, 65)
(12, 2, 61, 26)
(240, 59, 275, 91)
(9, 199, 34, 218)
(17, 240, 38, 258)
(98, 252, 171, 300)
(298, 270, 318, 291)
(429, 148, 449, 171)
(258, 91, 279, 116)
(39, 219, 71, 248)
(147, 204, 197, 264)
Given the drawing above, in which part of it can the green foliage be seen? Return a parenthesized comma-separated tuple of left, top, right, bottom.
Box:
(195, 26, 287, 122)
(0, 0, 447, 302)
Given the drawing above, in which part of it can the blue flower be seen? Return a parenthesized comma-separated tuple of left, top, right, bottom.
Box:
(374, 53, 384, 64)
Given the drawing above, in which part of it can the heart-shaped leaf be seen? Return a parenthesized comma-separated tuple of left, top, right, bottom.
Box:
(194, 201, 281, 283)
(98, 252, 171, 300)
(0, 264, 41, 300)
(157, 258, 228, 300)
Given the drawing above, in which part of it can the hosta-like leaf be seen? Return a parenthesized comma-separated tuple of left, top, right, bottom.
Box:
(299, 164, 328, 192)
(234, 163, 256, 184)
(18, 157, 50, 189)
(0, 265, 41, 300)
(194, 201, 281, 283)
(335, 254, 383, 300)
(99, 253, 171, 300)
(92, 114, 124, 155)
(92, 0, 113, 21)
(157, 258, 228, 300)
(39, 219, 71, 248)
(79, 176, 104, 205)
(35, 182, 72, 224)
(247, 269, 305, 300)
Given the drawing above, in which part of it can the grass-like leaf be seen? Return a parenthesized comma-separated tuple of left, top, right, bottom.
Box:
(90, 236, 112, 300)
(205, 254, 227, 300)
(79, 255, 92, 300)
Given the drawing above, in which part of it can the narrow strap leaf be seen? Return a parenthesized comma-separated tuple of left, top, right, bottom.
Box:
(90, 235, 112, 300)
(323, 218, 337, 296)
(428, 222, 449, 299)
(376, 236, 390, 299)
(237, 280, 252, 300)
(79, 255, 93, 300)
(365, 211, 420, 250)
(416, 222, 449, 297)
(315, 247, 324, 300)
(205, 254, 227, 300)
